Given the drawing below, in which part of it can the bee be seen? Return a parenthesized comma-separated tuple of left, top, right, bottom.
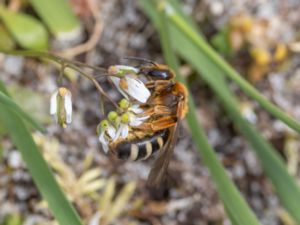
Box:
(108, 60, 188, 187)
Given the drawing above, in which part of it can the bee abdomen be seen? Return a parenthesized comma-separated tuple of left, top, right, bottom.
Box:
(115, 129, 169, 161)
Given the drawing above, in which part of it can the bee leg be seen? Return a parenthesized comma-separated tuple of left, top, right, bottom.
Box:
(141, 105, 173, 117)
(144, 96, 166, 106)
(146, 80, 173, 93)
(137, 116, 177, 132)
(150, 116, 177, 131)
(174, 83, 188, 119)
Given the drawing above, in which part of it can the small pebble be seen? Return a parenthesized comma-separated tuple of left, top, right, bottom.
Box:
(3, 56, 24, 77)
(210, 1, 224, 16)
(7, 151, 23, 169)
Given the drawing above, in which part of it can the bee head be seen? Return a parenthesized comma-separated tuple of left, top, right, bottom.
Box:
(139, 64, 175, 80)
(123, 57, 175, 80)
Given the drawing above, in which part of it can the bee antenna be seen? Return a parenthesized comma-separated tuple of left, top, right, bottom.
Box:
(95, 73, 121, 80)
(94, 73, 109, 79)
(123, 56, 158, 67)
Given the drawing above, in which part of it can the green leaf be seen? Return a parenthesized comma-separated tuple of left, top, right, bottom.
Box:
(9, 84, 51, 125)
(28, 0, 81, 39)
(0, 142, 3, 162)
(0, 90, 45, 133)
(0, 79, 10, 96)
(0, 24, 15, 50)
(0, 106, 83, 225)
(0, 5, 48, 50)
(141, 1, 261, 224)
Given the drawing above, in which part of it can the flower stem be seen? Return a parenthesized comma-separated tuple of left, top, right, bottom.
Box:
(0, 49, 118, 109)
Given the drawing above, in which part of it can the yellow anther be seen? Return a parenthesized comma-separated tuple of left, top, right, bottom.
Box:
(121, 113, 130, 123)
(58, 87, 68, 97)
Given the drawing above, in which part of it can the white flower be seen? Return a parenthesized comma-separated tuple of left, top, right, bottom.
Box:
(119, 99, 149, 125)
(113, 112, 149, 141)
(118, 98, 144, 114)
(97, 120, 116, 153)
(129, 104, 144, 114)
(110, 76, 150, 103)
(108, 65, 150, 103)
(115, 123, 129, 140)
(129, 115, 149, 127)
(50, 87, 72, 128)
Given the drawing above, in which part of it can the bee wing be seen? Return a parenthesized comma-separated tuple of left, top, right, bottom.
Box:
(147, 123, 179, 187)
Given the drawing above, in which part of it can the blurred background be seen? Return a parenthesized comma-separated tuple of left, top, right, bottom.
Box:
(0, 0, 300, 224)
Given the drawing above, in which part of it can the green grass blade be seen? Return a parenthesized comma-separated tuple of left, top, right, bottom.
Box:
(28, 0, 80, 39)
(0, 106, 83, 225)
(142, 2, 261, 224)
(0, 90, 45, 133)
(146, 2, 300, 223)
(224, 204, 240, 225)
(161, 3, 300, 134)
(0, 5, 48, 50)
(167, 0, 201, 36)
(0, 80, 10, 96)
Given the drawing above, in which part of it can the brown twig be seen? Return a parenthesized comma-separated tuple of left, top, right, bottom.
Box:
(57, 0, 104, 58)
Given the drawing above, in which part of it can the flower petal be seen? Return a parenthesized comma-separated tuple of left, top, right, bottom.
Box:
(125, 77, 150, 103)
(107, 126, 116, 139)
(130, 119, 143, 127)
(64, 91, 72, 124)
(114, 128, 121, 141)
(99, 132, 108, 145)
(101, 143, 109, 154)
(114, 124, 129, 141)
(110, 77, 129, 99)
(129, 115, 149, 127)
(50, 91, 58, 115)
(121, 124, 129, 138)
(130, 104, 144, 114)
(99, 132, 110, 153)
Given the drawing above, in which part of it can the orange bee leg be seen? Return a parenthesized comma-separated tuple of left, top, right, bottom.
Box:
(146, 80, 173, 93)
(137, 116, 177, 132)
(141, 105, 173, 117)
(145, 95, 166, 106)
(175, 96, 188, 120)
(173, 82, 188, 119)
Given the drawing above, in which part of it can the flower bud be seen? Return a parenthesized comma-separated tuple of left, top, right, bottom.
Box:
(121, 113, 130, 123)
(50, 87, 72, 128)
(108, 111, 118, 123)
(119, 98, 130, 110)
(96, 119, 109, 135)
(108, 65, 138, 77)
